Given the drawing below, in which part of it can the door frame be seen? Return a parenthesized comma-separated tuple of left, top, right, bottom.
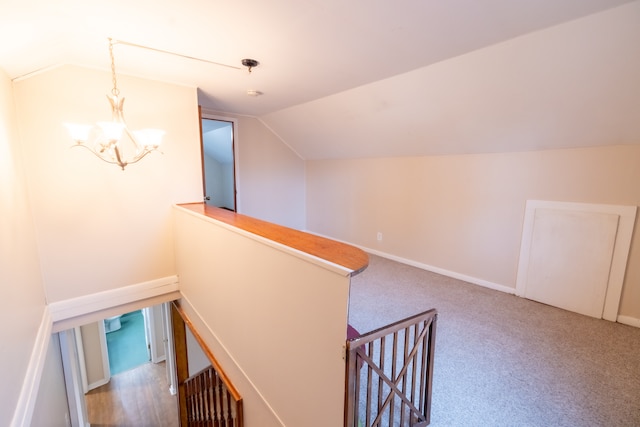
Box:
(162, 301, 178, 395)
(76, 322, 110, 393)
(59, 330, 90, 427)
(60, 304, 177, 425)
(199, 107, 239, 212)
(143, 305, 167, 364)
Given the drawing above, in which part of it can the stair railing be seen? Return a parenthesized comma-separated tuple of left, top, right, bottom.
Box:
(172, 302, 243, 427)
(184, 365, 240, 426)
(345, 309, 437, 427)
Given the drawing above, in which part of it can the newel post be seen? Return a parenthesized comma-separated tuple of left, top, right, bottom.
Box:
(171, 302, 189, 426)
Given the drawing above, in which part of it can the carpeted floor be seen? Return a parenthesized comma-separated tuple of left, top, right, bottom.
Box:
(106, 310, 150, 375)
(348, 254, 640, 427)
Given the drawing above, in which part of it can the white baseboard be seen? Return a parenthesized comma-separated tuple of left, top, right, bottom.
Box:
(87, 378, 110, 391)
(358, 245, 640, 328)
(617, 315, 640, 328)
(306, 231, 516, 295)
(362, 247, 516, 294)
(11, 307, 52, 427)
(303, 230, 516, 295)
(305, 232, 640, 329)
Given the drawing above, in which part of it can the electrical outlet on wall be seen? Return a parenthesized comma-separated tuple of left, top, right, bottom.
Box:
(377, 232, 383, 241)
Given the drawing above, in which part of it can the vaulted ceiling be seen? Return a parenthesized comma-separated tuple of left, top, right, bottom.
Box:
(2, 0, 638, 159)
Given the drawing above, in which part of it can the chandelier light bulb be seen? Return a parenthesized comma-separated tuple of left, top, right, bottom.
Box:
(64, 123, 93, 143)
(133, 129, 166, 147)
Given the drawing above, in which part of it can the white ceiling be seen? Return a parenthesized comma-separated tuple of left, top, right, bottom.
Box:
(2, 0, 638, 158)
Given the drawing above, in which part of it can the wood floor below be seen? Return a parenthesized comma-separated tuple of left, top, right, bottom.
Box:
(85, 361, 178, 427)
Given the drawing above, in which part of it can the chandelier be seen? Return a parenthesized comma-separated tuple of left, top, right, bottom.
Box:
(65, 38, 164, 170)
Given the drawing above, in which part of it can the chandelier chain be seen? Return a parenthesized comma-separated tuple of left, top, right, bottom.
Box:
(108, 38, 120, 97)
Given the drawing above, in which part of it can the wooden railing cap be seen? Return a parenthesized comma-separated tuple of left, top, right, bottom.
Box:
(176, 203, 369, 275)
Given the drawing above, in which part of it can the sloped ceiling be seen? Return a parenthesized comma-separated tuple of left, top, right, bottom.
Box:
(2, 0, 638, 159)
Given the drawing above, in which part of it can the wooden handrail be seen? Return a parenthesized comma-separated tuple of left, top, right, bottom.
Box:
(172, 302, 244, 427)
(173, 302, 243, 402)
(177, 202, 369, 275)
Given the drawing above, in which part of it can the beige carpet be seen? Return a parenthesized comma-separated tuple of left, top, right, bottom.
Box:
(348, 254, 640, 426)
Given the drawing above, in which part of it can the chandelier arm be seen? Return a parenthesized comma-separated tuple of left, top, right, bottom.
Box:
(124, 148, 160, 166)
(123, 127, 165, 158)
(71, 144, 126, 169)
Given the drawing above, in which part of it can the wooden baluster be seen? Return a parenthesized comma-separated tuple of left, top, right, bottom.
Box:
(173, 303, 245, 427)
(210, 368, 217, 427)
(213, 370, 221, 427)
(224, 380, 231, 427)
(204, 368, 211, 423)
(226, 385, 234, 427)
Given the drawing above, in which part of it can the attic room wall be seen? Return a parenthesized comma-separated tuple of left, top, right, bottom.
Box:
(0, 69, 47, 426)
(202, 110, 306, 229)
(12, 65, 203, 303)
(238, 116, 305, 229)
(298, 3, 640, 322)
(306, 144, 640, 320)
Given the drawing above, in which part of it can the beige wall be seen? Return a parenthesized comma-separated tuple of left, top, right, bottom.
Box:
(306, 145, 640, 319)
(150, 304, 166, 361)
(79, 322, 107, 389)
(238, 115, 305, 229)
(7, 65, 304, 425)
(13, 65, 203, 303)
(186, 327, 210, 377)
(30, 335, 69, 427)
(174, 206, 352, 427)
(204, 111, 306, 229)
(0, 68, 47, 426)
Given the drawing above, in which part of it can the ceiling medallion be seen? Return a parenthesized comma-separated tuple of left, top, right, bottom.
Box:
(241, 58, 259, 73)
